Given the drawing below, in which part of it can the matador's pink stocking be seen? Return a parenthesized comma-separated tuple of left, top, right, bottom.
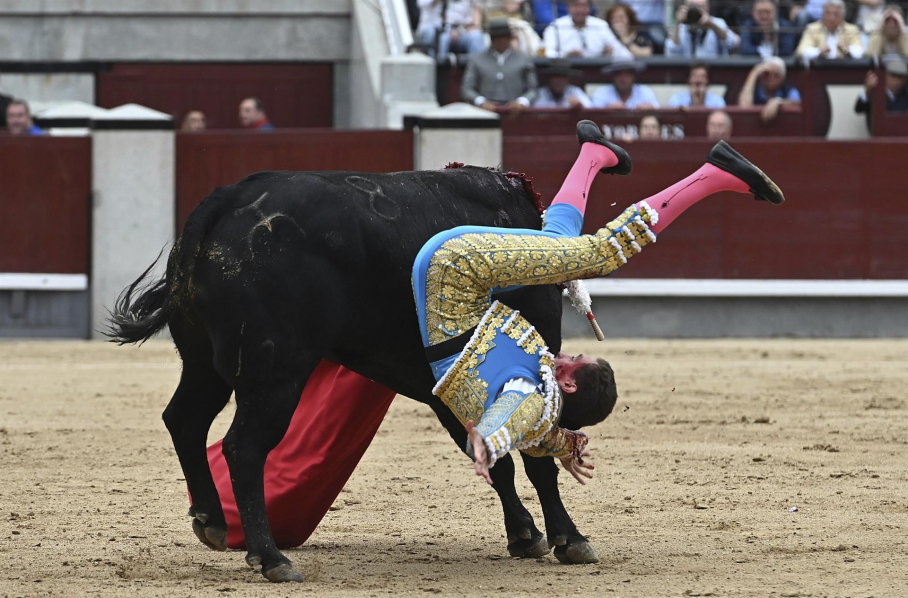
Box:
(638, 141, 785, 235)
(550, 120, 632, 215)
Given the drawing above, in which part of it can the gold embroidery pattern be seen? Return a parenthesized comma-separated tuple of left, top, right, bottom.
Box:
(422, 207, 657, 345)
(521, 427, 589, 459)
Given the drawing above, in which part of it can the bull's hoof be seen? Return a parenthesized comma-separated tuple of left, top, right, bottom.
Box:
(191, 518, 227, 552)
(507, 532, 551, 558)
(262, 563, 305, 583)
(554, 540, 600, 564)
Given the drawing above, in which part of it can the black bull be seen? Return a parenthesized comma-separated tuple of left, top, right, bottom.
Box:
(110, 166, 604, 582)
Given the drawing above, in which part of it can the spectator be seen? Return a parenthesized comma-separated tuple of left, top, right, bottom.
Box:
(461, 19, 538, 113)
(416, 0, 485, 58)
(606, 4, 654, 58)
(668, 62, 727, 109)
(543, 0, 633, 59)
(534, 59, 591, 107)
(738, 57, 802, 122)
(5, 100, 43, 136)
(486, 0, 543, 55)
(739, 0, 799, 58)
(789, 0, 826, 27)
(706, 109, 733, 140)
(867, 6, 908, 59)
(856, 0, 886, 34)
(181, 110, 207, 132)
(531, 0, 568, 35)
(795, 0, 864, 59)
(591, 61, 659, 109)
(665, 0, 740, 58)
(483, 0, 532, 21)
(639, 114, 661, 139)
(855, 58, 908, 128)
(239, 98, 274, 131)
(618, 1, 668, 51)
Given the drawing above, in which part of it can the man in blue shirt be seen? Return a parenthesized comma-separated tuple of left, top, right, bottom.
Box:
(739, 0, 798, 58)
(534, 59, 592, 108)
(5, 100, 43, 136)
(737, 57, 801, 123)
(591, 61, 658, 109)
(668, 62, 726, 109)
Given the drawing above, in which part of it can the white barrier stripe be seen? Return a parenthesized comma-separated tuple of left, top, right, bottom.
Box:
(580, 279, 908, 298)
(0, 273, 88, 291)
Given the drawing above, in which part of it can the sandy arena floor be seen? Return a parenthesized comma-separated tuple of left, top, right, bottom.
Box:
(0, 338, 906, 597)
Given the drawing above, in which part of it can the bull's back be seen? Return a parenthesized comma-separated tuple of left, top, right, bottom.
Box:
(185, 167, 545, 375)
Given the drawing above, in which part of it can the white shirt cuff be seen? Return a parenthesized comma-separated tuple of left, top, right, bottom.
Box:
(516, 97, 530, 107)
(474, 96, 487, 106)
(800, 47, 821, 59)
(849, 45, 865, 58)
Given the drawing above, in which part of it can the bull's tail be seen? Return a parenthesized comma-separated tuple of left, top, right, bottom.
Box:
(106, 253, 170, 344)
(106, 185, 235, 345)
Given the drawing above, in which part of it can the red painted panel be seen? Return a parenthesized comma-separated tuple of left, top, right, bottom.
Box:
(176, 130, 414, 232)
(504, 137, 908, 279)
(500, 107, 807, 138)
(97, 63, 333, 129)
(0, 136, 91, 274)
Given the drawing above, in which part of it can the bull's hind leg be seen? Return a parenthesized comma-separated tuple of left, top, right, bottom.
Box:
(162, 360, 232, 551)
(223, 359, 314, 583)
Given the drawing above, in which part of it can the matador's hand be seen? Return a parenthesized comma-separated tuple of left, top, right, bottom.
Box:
(466, 420, 493, 485)
(561, 448, 595, 485)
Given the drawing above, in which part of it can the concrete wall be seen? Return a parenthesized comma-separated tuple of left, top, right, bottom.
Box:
(561, 296, 908, 339)
(91, 130, 175, 338)
(0, 1, 348, 14)
(0, 73, 94, 104)
(0, 290, 90, 338)
(0, 2, 351, 61)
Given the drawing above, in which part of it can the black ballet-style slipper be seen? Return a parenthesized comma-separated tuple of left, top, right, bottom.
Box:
(706, 140, 785, 205)
(575, 120, 633, 176)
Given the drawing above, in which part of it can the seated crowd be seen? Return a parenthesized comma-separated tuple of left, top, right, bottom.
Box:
(439, 0, 908, 137)
(415, 0, 908, 60)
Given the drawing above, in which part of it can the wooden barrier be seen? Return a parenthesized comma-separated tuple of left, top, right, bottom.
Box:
(176, 129, 415, 231)
(499, 106, 805, 138)
(0, 136, 91, 274)
(98, 63, 334, 129)
(503, 137, 908, 279)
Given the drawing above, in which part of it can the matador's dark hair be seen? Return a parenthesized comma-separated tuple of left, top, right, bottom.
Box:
(558, 358, 618, 430)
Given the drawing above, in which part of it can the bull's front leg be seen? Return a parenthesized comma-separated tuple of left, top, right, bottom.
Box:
(425, 399, 549, 558)
(520, 453, 600, 564)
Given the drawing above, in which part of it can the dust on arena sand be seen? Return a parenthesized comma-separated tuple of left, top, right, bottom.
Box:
(0, 339, 906, 598)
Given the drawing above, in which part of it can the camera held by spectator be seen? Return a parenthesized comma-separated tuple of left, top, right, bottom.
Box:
(666, 0, 740, 58)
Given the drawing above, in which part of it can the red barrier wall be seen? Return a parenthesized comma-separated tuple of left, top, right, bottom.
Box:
(176, 129, 414, 231)
(97, 63, 333, 129)
(504, 137, 908, 279)
(500, 107, 806, 138)
(0, 136, 91, 274)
